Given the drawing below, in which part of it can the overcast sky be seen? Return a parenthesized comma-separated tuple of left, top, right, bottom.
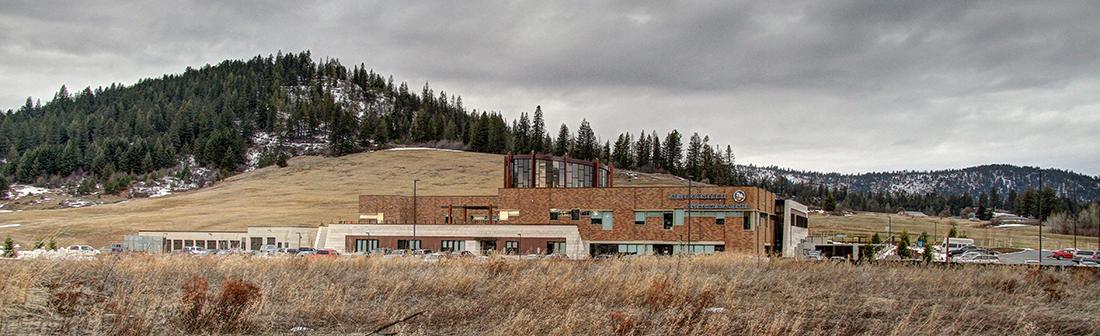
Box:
(2, 1, 1098, 176)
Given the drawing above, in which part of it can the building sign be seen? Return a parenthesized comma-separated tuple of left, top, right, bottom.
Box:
(669, 193, 727, 200)
(732, 190, 747, 203)
(687, 203, 751, 209)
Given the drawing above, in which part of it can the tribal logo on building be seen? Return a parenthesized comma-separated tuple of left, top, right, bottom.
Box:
(732, 190, 747, 203)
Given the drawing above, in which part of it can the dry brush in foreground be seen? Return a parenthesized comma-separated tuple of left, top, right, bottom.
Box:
(1, 254, 1098, 335)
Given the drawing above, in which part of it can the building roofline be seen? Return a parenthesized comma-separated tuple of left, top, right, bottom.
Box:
(358, 185, 770, 198)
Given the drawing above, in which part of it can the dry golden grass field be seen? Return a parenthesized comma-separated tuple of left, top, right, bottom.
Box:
(811, 212, 1100, 251)
(1, 254, 1097, 335)
(0, 149, 694, 247)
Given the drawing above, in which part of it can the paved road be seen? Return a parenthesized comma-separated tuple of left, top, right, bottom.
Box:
(994, 249, 1078, 266)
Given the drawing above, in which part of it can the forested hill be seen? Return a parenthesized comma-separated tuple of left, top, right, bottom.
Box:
(0, 51, 741, 198)
(743, 164, 1099, 216)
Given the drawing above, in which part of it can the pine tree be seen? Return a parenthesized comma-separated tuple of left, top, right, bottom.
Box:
(686, 132, 703, 180)
(553, 124, 571, 156)
(442, 119, 457, 142)
(612, 133, 633, 168)
(329, 106, 359, 156)
(141, 152, 154, 172)
(651, 131, 663, 171)
(357, 114, 375, 148)
(531, 106, 545, 153)
(662, 130, 682, 175)
(469, 116, 487, 152)
(513, 112, 531, 153)
(574, 120, 597, 160)
(725, 145, 737, 185)
(374, 115, 390, 146)
(411, 108, 433, 143)
(0, 175, 9, 199)
(600, 140, 611, 163)
(990, 186, 1001, 210)
(922, 239, 933, 263)
(897, 230, 911, 258)
(823, 191, 837, 212)
(634, 131, 650, 169)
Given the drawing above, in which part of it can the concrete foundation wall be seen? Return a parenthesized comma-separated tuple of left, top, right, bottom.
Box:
(321, 224, 587, 258)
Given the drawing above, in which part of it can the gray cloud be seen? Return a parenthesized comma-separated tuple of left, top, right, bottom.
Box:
(1, 1, 1098, 175)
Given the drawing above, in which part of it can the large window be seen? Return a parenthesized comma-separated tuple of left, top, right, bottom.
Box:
(441, 240, 465, 252)
(354, 239, 378, 253)
(512, 159, 531, 188)
(547, 241, 566, 254)
(505, 241, 519, 254)
(397, 239, 421, 250)
(617, 244, 651, 255)
(554, 161, 565, 187)
(792, 214, 808, 228)
(508, 156, 609, 188)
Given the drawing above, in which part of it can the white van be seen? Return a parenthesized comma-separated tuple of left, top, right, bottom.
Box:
(941, 238, 975, 256)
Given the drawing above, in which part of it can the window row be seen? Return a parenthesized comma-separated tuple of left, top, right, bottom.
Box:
(509, 158, 611, 188)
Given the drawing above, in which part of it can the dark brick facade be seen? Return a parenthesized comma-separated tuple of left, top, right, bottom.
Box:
(359, 186, 779, 254)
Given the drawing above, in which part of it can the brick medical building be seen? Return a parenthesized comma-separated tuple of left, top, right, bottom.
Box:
(319, 154, 809, 258)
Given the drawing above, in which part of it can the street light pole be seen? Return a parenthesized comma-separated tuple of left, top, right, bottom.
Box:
(1038, 169, 1043, 267)
(412, 179, 419, 246)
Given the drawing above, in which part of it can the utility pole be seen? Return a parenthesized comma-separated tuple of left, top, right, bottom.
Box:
(1072, 190, 1077, 251)
(888, 215, 893, 244)
(1037, 169, 1043, 267)
(413, 179, 419, 249)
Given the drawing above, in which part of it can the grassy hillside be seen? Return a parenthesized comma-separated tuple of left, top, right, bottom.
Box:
(0, 149, 693, 247)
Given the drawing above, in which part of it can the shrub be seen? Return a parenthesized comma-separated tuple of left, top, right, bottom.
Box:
(2, 236, 14, 257)
(177, 276, 262, 333)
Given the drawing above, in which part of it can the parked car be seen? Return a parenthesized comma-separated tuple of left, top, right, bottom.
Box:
(957, 255, 999, 264)
(180, 246, 208, 255)
(277, 247, 300, 255)
(1072, 250, 1097, 261)
(422, 252, 446, 262)
(106, 244, 124, 254)
(259, 244, 279, 254)
(384, 250, 409, 259)
(65, 245, 101, 255)
(1076, 260, 1099, 267)
(1052, 249, 1077, 260)
(311, 248, 340, 259)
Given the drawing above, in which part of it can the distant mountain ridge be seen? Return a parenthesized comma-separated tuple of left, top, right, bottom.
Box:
(741, 163, 1099, 203)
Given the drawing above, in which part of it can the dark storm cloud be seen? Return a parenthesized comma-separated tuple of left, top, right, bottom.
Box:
(1, 1, 1098, 175)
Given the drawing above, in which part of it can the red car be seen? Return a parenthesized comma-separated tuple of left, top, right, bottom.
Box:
(1051, 249, 1076, 260)
(309, 248, 341, 259)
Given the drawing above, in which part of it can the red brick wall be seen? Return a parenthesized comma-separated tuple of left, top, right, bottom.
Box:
(359, 186, 777, 253)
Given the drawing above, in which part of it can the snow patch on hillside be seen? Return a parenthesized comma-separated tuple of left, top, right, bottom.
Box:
(245, 132, 328, 170)
(385, 147, 465, 153)
(12, 185, 50, 198)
